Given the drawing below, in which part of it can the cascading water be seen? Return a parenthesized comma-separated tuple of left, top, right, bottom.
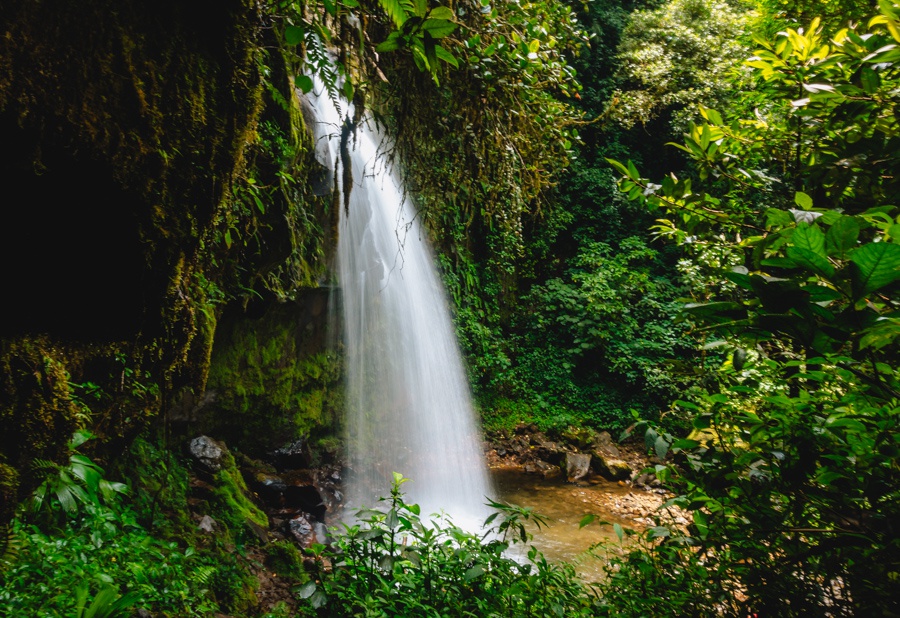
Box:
(308, 83, 494, 528)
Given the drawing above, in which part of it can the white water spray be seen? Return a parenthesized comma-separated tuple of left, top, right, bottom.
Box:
(308, 84, 494, 528)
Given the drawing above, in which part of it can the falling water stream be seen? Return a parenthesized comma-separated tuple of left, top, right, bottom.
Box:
(308, 83, 494, 529)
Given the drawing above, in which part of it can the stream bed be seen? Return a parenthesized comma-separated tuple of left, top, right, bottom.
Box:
(490, 467, 667, 582)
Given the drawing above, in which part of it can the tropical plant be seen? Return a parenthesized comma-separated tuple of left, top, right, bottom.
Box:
(28, 430, 128, 523)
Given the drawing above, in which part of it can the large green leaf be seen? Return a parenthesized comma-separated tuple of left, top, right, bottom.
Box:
(421, 18, 456, 38)
(427, 6, 455, 20)
(284, 25, 304, 45)
(376, 31, 404, 52)
(792, 223, 826, 257)
(850, 242, 900, 296)
(825, 216, 860, 258)
(859, 317, 900, 350)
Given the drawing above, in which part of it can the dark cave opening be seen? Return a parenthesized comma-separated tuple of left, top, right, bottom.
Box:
(0, 114, 150, 341)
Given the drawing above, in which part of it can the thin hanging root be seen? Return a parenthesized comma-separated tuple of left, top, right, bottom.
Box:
(340, 117, 357, 214)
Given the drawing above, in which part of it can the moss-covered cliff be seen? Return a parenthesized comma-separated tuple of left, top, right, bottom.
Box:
(0, 0, 336, 521)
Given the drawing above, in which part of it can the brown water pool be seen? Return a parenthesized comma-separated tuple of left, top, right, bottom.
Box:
(489, 467, 648, 582)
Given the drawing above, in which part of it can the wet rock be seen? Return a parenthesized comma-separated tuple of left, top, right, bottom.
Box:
(313, 521, 330, 546)
(590, 433, 632, 481)
(271, 438, 313, 471)
(515, 423, 538, 435)
(249, 472, 287, 508)
(591, 453, 632, 481)
(566, 452, 591, 482)
(534, 439, 566, 465)
(561, 426, 595, 450)
(188, 435, 229, 474)
(284, 483, 326, 520)
(524, 459, 561, 479)
(288, 513, 317, 547)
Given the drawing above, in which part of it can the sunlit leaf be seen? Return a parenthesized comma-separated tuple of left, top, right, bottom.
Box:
(850, 242, 900, 296)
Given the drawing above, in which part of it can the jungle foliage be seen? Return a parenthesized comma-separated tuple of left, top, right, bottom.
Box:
(600, 3, 900, 614)
(0, 433, 264, 617)
(295, 474, 601, 617)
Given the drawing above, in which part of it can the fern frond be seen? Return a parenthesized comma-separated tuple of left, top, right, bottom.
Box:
(192, 565, 218, 586)
(0, 524, 23, 571)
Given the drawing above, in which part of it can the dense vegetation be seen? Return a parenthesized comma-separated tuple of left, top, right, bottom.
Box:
(2, 0, 898, 616)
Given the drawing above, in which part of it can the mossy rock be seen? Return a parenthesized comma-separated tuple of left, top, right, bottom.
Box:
(200, 292, 343, 457)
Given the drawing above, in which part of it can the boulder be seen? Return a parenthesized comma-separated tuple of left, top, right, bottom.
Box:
(271, 438, 313, 471)
(248, 472, 287, 508)
(187, 436, 229, 474)
(284, 483, 326, 521)
(288, 513, 317, 547)
(566, 452, 592, 482)
(589, 431, 632, 481)
(591, 451, 632, 481)
(198, 514, 217, 534)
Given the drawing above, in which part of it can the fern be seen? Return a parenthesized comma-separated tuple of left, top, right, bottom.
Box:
(0, 524, 23, 572)
(191, 565, 218, 587)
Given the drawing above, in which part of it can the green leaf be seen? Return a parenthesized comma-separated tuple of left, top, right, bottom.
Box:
(859, 317, 900, 350)
(435, 45, 459, 68)
(427, 6, 455, 20)
(850, 242, 900, 296)
(295, 75, 314, 93)
(825, 216, 860, 258)
(322, 0, 337, 16)
(342, 79, 354, 100)
(297, 581, 317, 600)
(613, 522, 624, 541)
(579, 514, 596, 528)
(376, 31, 403, 53)
(606, 158, 634, 179)
(421, 18, 457, 38)
(766, 208, 793, 228)
(464, 565, 485, 581)
(379, 0, 410, 27)
(792, 223, 826, 257)
(654, 436, 669, 460)
(794, 191, 813, 209)
(284, 25, 304, 46)
(786, 246, 835, 278)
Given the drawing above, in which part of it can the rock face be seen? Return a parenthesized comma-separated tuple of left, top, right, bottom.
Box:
(0, 0, 340, 518)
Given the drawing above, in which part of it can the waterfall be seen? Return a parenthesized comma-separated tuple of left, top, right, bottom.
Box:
(308, 84, 495, 528)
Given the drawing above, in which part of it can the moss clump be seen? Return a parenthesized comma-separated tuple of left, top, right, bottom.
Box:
(265, 539, 308, 579)
(209, 448, 269, 535)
